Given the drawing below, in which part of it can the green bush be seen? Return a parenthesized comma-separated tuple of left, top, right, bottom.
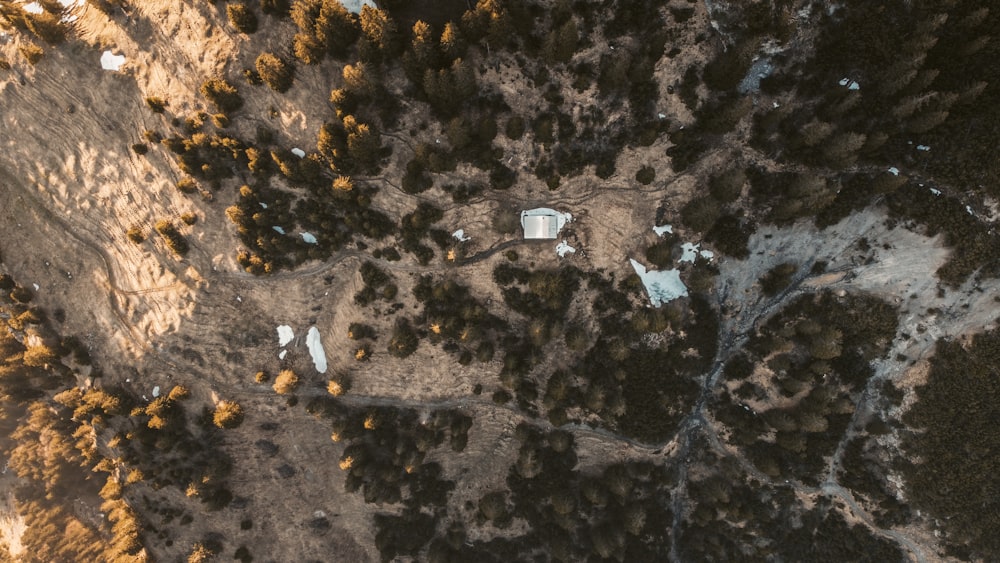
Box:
(154, 219, 189, 256)
(505, 115, 526, 139)
(681, 196, 721, 232)
(388, 319, 418, 358)
(126, 226, 145, 244)
(145, 96, 168, 113)
(709, 167, 746, 203)
(635, 166, 655, 185)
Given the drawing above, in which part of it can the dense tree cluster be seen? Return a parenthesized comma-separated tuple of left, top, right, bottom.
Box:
(0, 272, 162, 560)
(678, 445, 903, 562)
(712, 291, 898, 484)
(901, 328, 1000, 559)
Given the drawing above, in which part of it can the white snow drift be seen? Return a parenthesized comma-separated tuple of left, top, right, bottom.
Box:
(629, 259, 688, 307)
(306, 327, 327, 373)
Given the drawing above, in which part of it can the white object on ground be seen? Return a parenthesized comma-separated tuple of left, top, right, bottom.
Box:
(887, 167, 899, 176)
(555, 240, 576, 257)
(306, 327, 327, 373)
(272, 226, 285, 234)
(100, 51, 126, 71)
(966, 205, 974, 216)
(277, 325, 294, 347)
(739, 57, 773, 94)
(152, 386, 160, 398)
(773, 101, 780, 108)
(291, 148, 306, 158)
(679, 242, 700, 263)
(657, 113, 666, 119)
(301, 232, 317, 244)
(278, 350, 287, 360)
(699, 249, 715, 260)
(916, 145, 930, 151)
(32, 283, 39, 291)
(630, 259, 688, 307)
(23, 2, 43, 14)
(838, 78, 860, 90)
(260, 202, 268, 209)
(452, 229, 471, 242)
(521, 208, 572, 239)
(653, 224, 673, 236)
(929, 188, 941, 196)
(338, 0, 377, 14)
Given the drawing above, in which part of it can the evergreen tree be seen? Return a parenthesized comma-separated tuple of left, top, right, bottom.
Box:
(213, 400, 245, 429)
(255, 53, 295, 93)
(200, 78, 243, 113)
(358, 6, 398, 64)
(439, 22, 465, 60)
(227, 3, 258, 34)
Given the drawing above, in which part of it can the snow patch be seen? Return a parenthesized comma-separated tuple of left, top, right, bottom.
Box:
(306, 327, 327, 373)
(653, 224, 673, 236)
(152, 386, 160, 398)
(259, 202, 268, 209)
(100, 51, 126, 71)
(657, 112, 666, 119)
(929, 188, 941, 196)
(629, 259, 688, 307)
(31, 283, 39, 291)
(301, 232, 317, 244)
(837, 77, 861, 90)
(22, 2, 43, 14)
(966, 205, 974, 216)
(739, 57, 774, 94)
(452, 229, 470, 242)
(555, 240, 576, 257)
(916, 145, 930, 151)
(291, 148, 306, 158)
(278, 350, 287, 360)
(272, 226, 285, 234)
(699, 249, 715, 260)
(887, 167, 899, 176)
(337, 0, 377, 14)
(277, 325, 294, 347)
(679, 242, 700, 263)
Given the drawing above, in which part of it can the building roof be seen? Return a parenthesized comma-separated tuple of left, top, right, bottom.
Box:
(522, 214, 558, 239)
(521, 208, 571, 240)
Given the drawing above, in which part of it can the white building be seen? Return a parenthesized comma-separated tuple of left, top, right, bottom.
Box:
(521, 208, 572, 240)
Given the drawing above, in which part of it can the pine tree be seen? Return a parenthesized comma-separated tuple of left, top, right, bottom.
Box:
(255, 53, 295, 93)
(273, 369, 299, 394)
(294, 32, 325, 64)
(213, 400, 245, 428)
(403, 20, 439, 83)
(344, 115, 381, 172)
(342, 62, 376, 98)
(227, 3, 258, 34)
(316, 0, 358, 58)
(358, 6, 398, 64)
(200, 78, 243, 113)
(439, 22, 465, 60)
